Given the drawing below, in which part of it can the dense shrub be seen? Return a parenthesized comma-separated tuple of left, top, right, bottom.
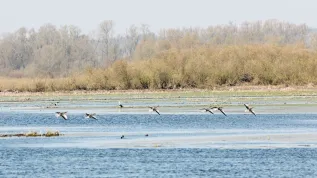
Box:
(1, 44, 317, 91)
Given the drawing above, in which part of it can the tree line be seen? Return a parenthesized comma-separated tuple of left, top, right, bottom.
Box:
(1, 19, 317, 91)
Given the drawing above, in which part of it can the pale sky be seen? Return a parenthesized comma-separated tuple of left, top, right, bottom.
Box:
(0, 0, 316, 35)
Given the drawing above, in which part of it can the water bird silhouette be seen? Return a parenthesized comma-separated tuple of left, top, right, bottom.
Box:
(211, 107, 227, 116)
(244, 104, 256, 116)
(119, 101, 123, 108)
(200, 108, 214, 114)
(55, 112, 68, 120)
(85, 113, 97, 120)
(149, 106, 160, 115)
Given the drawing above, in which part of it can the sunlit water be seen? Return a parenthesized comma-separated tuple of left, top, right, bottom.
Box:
(2, 112, 317, 177)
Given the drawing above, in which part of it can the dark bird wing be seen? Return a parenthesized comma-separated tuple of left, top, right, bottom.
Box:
(218, 108, 227, 116)
(154, 109, 160, 115)
(61, 113, 68, 120)
(244, 104, 250, 110)
(207, 109, 214, 114)
(250, 109, 256, 116)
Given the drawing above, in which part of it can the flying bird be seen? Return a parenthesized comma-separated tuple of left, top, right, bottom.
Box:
(200, 108, 214, 114)
(55, 112, 68, 120)
(121, 135, 124, 139)
(85, 113, 97, 120)
(244, 104, 256, 116)
(149, 106, 160, 115)
(211, 107, 227, 116)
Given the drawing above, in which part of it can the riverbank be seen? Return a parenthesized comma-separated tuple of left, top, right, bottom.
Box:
(1, 85, 317, 98)
(0, 85, 317, 96)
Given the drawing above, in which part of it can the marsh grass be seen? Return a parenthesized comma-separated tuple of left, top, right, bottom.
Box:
(45, 131, 60, 137)
(0, 131, 61, 137)
(25, 131, 40, 137)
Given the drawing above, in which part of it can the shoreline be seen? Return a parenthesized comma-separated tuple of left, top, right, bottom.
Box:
(1, 85, 317, 97)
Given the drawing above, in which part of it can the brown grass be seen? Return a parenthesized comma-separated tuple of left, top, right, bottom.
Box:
(1, 44, 317, 92)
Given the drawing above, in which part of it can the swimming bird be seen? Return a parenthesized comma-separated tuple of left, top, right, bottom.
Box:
(200, 108, 214, 114)
(121, 135, 124, 139)
(85, 113, 97, 120)
(149, 106, 160, 115)
(119, 101, 123, 108)
(211, 107, 227, 116)
(244, 104, 256, 116)
(145, 134, 149, 137)
(55, 112, 68, 120)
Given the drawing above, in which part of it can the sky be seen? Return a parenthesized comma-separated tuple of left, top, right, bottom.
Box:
(0, 0, 316, 35)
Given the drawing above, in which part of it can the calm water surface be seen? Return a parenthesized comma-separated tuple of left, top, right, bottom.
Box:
(2, 111, 317, 177)
(2, 148, 317, 177)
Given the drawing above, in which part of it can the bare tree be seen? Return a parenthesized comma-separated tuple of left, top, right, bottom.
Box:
(125, 25, 140, 59)
(98, 20, 114, 64)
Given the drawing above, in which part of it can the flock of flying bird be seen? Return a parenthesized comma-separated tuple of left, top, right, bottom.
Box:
(53, 102, 256, 139)
(54, 103, 256, 120)
(200, 104, 256, 116)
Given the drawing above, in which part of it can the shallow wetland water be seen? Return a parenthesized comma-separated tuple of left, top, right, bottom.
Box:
(2, 90, 317, 177)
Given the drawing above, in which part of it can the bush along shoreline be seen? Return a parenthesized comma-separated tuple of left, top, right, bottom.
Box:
(1, 44, 317, 92)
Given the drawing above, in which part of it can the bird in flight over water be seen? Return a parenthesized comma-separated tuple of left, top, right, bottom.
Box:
(200, 108, 214, 114)
(85, 113, 97, 120)
(55, 112, 68, 120)
(244, 104, 256, 116)
(149, 106, 160, 115)
(211, 107, 227, 116)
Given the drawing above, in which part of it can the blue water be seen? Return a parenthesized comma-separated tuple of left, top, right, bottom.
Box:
(1, 112, 317, 130)
(2, 148, 317, 177)
(2, 113, 317, 177)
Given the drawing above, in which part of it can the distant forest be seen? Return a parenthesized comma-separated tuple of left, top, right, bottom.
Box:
(1, 19, 317, 91)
